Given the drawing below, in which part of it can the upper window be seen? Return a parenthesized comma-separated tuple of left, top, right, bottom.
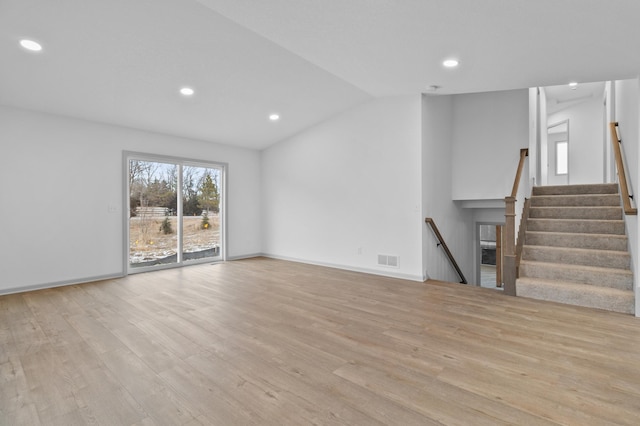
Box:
(556, 141, 568, 175)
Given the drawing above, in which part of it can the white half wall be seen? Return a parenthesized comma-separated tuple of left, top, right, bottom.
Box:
(421, 95, 474, 284)
(0, 106, 261, 294)
(614, 78, 640, 317)
(261, 95, 424, 280)
(451, 89, 529, 201)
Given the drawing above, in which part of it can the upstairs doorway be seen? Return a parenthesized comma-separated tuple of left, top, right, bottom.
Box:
(539, 81, 607, 186)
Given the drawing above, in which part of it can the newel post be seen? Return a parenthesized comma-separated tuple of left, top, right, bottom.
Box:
(503, 196, 516, 296)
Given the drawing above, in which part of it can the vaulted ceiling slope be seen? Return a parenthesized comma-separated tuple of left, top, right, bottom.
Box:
(2, 0, 640, 149)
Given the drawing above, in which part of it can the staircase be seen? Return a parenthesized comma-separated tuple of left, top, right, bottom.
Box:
(516, 183, 635, 314)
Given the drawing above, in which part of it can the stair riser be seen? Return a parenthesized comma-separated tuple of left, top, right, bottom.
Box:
(532, 184, 618, 196)
(519, 262, 633, 290)
(530, 194, 621, 207)
(522, 246, 630, 269)
(525, 232, 628, 251)
(527, 219, 625, 235)
(529, 207, 622, 220)
(516, 280, 634, 314)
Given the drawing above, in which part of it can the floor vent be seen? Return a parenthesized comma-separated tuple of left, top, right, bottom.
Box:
(378, 254, 399, 268)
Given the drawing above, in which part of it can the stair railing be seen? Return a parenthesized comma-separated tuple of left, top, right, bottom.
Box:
(609, 122, 637, 215)
(504, 148, 529, 296)
(425, 217, 467, 284)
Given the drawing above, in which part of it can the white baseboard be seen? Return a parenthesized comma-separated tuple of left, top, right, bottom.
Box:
(0, 254, 426, 297)
(227, 253, 263, 261)
(261, 253, 425, 282)
(0, 272, 125, 296)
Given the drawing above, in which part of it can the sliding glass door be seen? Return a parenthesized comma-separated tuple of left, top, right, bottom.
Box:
(126, 153, 225, 273)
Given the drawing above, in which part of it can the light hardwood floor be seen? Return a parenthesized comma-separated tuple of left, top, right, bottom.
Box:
(1, 257, 640, 425)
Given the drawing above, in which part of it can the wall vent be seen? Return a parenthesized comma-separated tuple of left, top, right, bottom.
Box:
(377, 254, 399, 268)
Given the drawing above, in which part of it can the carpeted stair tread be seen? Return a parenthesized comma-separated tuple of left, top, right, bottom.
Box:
(532, 183, 619, 196)
(516, 277, 634, 314)
(530, 193, 621, 207)
(526, 218, 625, 235)
(525, 231, 628, 251)
(529, 206, 622, 220)
(522, 245, 630, 269)
(518, 183, 634, 314)
(519, 260, 633, 290)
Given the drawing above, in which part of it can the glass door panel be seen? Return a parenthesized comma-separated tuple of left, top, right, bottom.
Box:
(182, 165, 222, 262)
(128, 160, 178, 268)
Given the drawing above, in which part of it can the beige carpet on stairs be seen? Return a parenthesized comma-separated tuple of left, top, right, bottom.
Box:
(516, 183, 635, 314)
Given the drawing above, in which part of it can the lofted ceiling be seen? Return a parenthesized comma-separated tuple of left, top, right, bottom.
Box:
(2, 0, 640, 149)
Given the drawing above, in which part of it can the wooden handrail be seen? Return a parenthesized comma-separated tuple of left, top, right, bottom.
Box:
(425, 217, 467, 284)
(609, 122, 637, 215)
(503, 148, 529, 296)
(511, 148, 529, 197)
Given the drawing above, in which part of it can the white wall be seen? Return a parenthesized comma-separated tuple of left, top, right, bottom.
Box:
(451, 89, 530, 200)
(548, 97, 604, 185)
(614, 78, 640, 317)
(605, 81, 616, 183)
(0, 106, 261, 294)
(422, 95, 474, 283)
(539, 88, 549, 186)
(529, 88, 539, 187)
(261, 95, 424, 280)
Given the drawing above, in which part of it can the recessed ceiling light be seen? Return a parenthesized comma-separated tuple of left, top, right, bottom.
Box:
(569, 82, 578, 90)
(179, 87, 195, 96)
(269, 114, 280, 121)
(443, 59, 459, 68)
(19, 39, 42, 52)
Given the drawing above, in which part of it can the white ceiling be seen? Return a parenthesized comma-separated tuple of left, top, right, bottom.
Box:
(545, 81, 606, 115)
(2, 0, 640, 149)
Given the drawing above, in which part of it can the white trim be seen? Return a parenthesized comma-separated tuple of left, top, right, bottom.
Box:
(0, 254, 423, 296)
(227, 253, 263, 261)
(0, 273, 125, 296)
(458, 199, 505, 209)
(261, 253, 425, 282)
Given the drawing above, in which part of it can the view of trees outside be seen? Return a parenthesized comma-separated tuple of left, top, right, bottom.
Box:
(129, 159, 221, 267)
